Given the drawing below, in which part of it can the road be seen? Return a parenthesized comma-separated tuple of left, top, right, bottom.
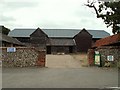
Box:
(2, 67, 118, 88)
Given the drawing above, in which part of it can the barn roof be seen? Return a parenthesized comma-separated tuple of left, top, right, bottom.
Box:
(8, 28, 110, 38)
(8, 29, 35, 37)
(47, 38, 76, 46)
(0, 33, 23, 45)
(87, 30, 110, 38)
(93, 33, 120, 48)
(43, 29, 110, 38)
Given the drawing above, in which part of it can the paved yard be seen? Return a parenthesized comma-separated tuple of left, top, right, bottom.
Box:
(2, 67, 118, 88)
(46, 55, 82, 68)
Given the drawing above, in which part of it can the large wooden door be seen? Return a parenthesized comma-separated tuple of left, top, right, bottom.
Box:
(69, 46, 73, 53)
(47, 46, 51, 54)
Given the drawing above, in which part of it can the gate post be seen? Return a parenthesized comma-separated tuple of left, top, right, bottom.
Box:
(88, 49, 95, 66)
(37, 50, 46, 67)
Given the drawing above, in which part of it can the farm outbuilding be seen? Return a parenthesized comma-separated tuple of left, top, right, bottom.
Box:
(46, 38, 76, 54)
(88, 33, 120, 67)
(8, 28, 110, 54)
(0, 33, 24, 47)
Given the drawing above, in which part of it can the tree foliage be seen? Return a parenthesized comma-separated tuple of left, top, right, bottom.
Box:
(86, 0, 120, 34)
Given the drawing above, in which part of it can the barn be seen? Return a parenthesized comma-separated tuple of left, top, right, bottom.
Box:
(88, 33, 120, 67)
(8, 28, 110, 54)
(0, 33, 23, 47)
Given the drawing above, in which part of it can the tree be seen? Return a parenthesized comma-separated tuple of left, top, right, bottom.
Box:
(0, 26, 10, 35)
(86, 0, 120, 34)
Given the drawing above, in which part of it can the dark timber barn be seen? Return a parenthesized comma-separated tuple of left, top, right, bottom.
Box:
(0, 33, 23, 47)
(8, 28, 110, 54)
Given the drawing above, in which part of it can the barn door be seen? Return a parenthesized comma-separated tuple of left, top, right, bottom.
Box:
(69, 46, 73, 53)
(47, 46, 51, 54)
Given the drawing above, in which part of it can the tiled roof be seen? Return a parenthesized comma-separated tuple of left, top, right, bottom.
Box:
(93, 33, 120, 47)
(8, 28, 110, 38)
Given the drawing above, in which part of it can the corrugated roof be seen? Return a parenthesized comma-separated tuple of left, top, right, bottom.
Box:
(43, 29, 110, 38)
(87, 30, 110, 38)
(43, 29, 80, 38)
(47, 38, 76, 46)
(0, 33, 23, 45)
(8, 29, 36, 37)
(8, 28, 110, 38)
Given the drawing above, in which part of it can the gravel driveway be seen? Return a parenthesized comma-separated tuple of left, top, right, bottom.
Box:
(46, 55, 82, 68)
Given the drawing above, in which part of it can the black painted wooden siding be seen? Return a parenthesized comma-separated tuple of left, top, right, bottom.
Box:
(74, 29, 92, 52)
(30, 28, 48, 49)
(47, 46, 75, 54)
(16, 37, 30, 43)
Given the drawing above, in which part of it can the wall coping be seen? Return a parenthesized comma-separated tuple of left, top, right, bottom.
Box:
(96, 46, 120, 49)
(0, 47, 46, 51)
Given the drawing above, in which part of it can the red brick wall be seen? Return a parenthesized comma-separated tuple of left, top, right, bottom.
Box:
(88, 49, 95, 66)
(37, 50, 46, 67)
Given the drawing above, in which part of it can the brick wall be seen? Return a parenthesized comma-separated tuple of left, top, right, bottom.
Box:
(37, 50, 46, 67)
(1, 47, 46, 67)
(87, 49, 95, 66)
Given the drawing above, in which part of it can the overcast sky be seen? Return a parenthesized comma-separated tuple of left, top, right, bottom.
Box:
(0, 0, 112, 34)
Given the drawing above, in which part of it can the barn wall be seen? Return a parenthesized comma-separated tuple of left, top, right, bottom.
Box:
(51, 46, 69, 54)
(30, 28, 48, 50)
(15, 37, 31, 46)
(15, 37, 30, 43)
(92, 38, 100, 46)
(2, 41, 13, 47)
(2, 41, 23, 47)
(47, 46, 75, 54)
(74, 30, 92, 52)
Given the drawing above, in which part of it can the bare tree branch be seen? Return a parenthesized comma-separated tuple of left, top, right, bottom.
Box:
(85, 3, 100, 18)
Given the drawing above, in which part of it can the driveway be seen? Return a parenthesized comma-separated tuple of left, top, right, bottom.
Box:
(46, 55, 82, 68)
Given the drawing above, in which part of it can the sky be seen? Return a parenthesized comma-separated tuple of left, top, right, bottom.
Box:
(0, 0, 112, 34)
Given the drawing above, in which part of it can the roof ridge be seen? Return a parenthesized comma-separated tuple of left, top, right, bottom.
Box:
(13, 29, 108, 33)
(13, 28, 106, 31)
(42, 29, 81, 30)
(14, 28, 36, 30)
